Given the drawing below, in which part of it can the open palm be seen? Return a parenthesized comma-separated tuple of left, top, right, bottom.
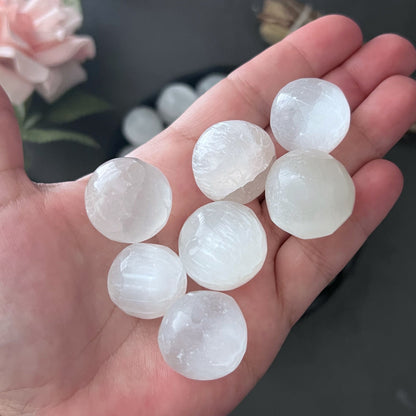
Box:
(0, 16, 415, 416)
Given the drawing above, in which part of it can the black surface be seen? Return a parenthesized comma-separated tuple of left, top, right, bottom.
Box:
(27, 1, 416, 415)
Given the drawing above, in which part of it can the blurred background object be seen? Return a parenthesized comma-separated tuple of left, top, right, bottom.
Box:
(8, 0, 416, 414)
(258, 0, 321, 44)
(0, 0, 112, 173)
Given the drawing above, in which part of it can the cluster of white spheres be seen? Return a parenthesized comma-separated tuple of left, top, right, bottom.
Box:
(264, 78, 354, 239)
(85, 76, 354, 382)
(85, 158, 251, 380)
(119, 73, 226, 157)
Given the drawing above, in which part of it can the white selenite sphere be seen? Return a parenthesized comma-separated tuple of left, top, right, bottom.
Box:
(196, 73, 226, 96)
(179, 201, 267, 290)
(265, 149, 355, 239)
(270, 78, 350, 152)
(158, 291, 247, 380)
(122, 106, 164, 146)
(156, 83, 198, 124)
(192, 120, 276, 204)
(108, 243, 187, 319)
(85, 157, 172, 243)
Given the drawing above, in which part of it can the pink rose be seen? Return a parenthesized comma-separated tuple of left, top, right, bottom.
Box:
(0, 0, 96, 105)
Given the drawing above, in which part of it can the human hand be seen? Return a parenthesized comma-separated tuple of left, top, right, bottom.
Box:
(0, 15, 415, 416)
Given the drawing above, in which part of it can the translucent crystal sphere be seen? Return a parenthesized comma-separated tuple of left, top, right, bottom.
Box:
(179, 201, 267, 290)
(85, 157, 172, 243)
(196, 73, 226, 96)
(122, 106, 164, 146)
(270, 78, 350, 152)
(192, 120, 276, 204)
(158, 291, 247, 380)
(265, 149, 355, 239)
(156, 83, 197, 124)
(108, 243, 187, 319)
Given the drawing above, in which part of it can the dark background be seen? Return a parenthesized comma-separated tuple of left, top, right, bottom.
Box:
(27, 1, 416, 414)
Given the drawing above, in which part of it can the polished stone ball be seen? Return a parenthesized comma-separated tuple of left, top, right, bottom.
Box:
(265, 149, 355, 239)
(196, 73, 226, 96)
(192, 120, 276, 204)
(158, 291, 247, 380)
(107, 243, 187, 319)
(122, 106, 164, 146)
(179, 201, 267, 290)
(270, 78, 350, 152)
(85, 157, 172, 243)
(156, 83, 197, 124)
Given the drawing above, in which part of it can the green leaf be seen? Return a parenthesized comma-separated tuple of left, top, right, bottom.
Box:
(22, 128, 99, 148)
(13, 104, 25, 126)
(24, 94, 33, 114)
(23, 113, 42, 129)
(45, 90, 111, 124)
(62, 0, 82, 15)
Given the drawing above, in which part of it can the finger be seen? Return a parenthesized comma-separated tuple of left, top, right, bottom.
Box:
(324, 34, 416, 111)
(0, 87, 24, 173)
(162, 15, 362, 141)
(263, 34, 416, 159)
(274, 159, 404, 327)
(135, 15, 362, 230)
(334, 75, 416, 175)
(259, 42, 416, 247)
(262, 74, 416, 220)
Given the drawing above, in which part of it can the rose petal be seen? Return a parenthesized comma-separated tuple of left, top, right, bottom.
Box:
(0, 0, 94, 104)
(34, 35, 95, 66)
(21, 0, 82, 44)
(0, 3, 21, 20)
(0, 63, 33, 105)
(36, 61, 86, 103)
(31, 7, 66, 33)
(0, 13, 30, 50)
(31, 8, 81, 42)
(61, 6, 82, 35)
(0, 45, 49, 83)
(21, 0, 61, 18)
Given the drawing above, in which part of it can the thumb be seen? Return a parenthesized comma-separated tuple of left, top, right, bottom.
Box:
(0, 86, 25, 173)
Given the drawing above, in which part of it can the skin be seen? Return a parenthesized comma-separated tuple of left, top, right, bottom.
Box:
(0, 15, 415, 416)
